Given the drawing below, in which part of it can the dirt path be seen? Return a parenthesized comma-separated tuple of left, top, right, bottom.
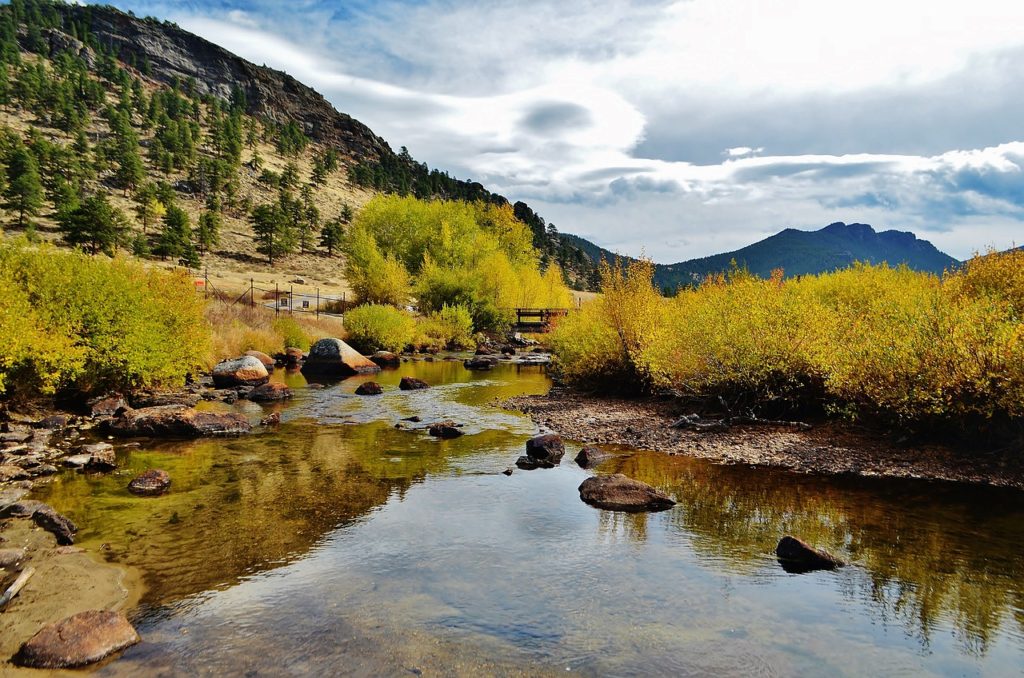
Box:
(503, 387, 1024, 489)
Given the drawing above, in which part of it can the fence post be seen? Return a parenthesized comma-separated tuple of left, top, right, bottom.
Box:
(275, 283, 279, 316)
(250, 278, 254, 307)
(204, 267, 209, 299)
(289, 284, 294, 315)
(316, 288, 320, 319)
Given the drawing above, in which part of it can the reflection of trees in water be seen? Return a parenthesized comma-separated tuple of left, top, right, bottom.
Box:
(609, 452, 1024, 656)
(37, 420, 521, 608)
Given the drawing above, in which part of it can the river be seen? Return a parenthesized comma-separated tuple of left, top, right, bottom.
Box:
(31, 360, 1024, 676)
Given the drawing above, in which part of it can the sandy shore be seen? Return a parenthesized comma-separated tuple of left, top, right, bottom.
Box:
(504, 387, 1024, 489)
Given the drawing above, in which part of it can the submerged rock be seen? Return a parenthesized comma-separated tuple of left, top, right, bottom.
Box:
(515, 455, 553, 470)
(14, 610, 140, 668)
(247, 382, 293, 402)
(301, 338, 380, 377)
(260, 412, 281, 427)
(775, 536, 844, 572)
(355, 381, 384, 396)
(109, 406, 251, 438)
(574, 445, 612, 468)
(212, 356, 270, 388)
(32, 505, 78, 545)
(398, 377, 430, 391)
(128, 469, 171, 496)
(578, 474, 676, 512)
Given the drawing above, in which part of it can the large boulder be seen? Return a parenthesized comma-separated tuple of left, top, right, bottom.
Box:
(109, 406, 251, 438)
(301, 338, 380, 377)
(578, 474, 676, 512)
(574, 445, 612, 468)
(244, 350, 276, 370)
(247, 382, 293, 402)
(128, 469, 171, 496)
(212, 356, 270, 388)
(526, 434, 565, 465)
(14, 610, 140, 668)
(398, 377, 430, 390)
(775, 536, 844, 572)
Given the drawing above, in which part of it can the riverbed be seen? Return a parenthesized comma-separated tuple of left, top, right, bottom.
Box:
(16, 360, 1024, 675)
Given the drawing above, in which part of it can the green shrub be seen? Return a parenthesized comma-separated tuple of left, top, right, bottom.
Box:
(0, 242, 210, 397)
(343, 304, 416, 353)
(416, 304, 476, 351)
(272, 317, 313, 351)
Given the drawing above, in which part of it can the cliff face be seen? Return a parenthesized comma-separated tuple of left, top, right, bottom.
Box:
(55, 5, 392, 162)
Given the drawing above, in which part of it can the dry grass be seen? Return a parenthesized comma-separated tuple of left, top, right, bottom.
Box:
(204, 300, 346, 366)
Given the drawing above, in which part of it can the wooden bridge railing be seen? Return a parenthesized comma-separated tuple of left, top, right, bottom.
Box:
(509, 308, 571, 331)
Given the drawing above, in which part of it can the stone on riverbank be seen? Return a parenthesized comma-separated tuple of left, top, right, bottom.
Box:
(244, 350, 276, 370)
(128, 469, 171, 496)
(578, 474, 676, 512)
(128, 391, 201, 409)
(574, 445, 612, 468)
(399, 377, 430, 390)
(247, 382, 293, 402)
(212, 356, 270, 388)
(109, 406, 251, 438)
(14, 610, 140, 669)
(775, 536, 844, 572)
(87, 394, 128, 418)
(355, 381, 384, 396)
(301, 338, 380, 377)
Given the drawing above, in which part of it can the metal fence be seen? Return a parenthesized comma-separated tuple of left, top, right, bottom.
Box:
(194, 269, 356, 319)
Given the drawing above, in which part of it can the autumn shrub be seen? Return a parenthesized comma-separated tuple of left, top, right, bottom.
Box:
(553, 253, 1024, 430)
(204, 302, 341, 361)
(0, 242, 209, 397)
(415, 304, 476, 352)
(343, 303, 416, 353)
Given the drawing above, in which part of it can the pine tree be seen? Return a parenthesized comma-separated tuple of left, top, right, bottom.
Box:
(4, 145, 43, 228)
(320, 218, 344, 256)
(196, 210, 220, 255)
(58, 194, 130, 256)
(251, 202, 295, 264)
(156, 204, 192, 260)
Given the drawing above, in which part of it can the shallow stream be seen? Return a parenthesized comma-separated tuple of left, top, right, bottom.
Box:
(31, 360, 1024, 676)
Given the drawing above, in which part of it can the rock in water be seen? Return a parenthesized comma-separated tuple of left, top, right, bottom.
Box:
(398, 377, 430, 390)
(244, 349, 276, 370)
(81, 442, 116, 471)
(128, 469, 171, 496)
(247, 382, 293, 402)
(428, 421, 463, 438)
(526, 434, 565, 465)
(370, 350, 401, 367)
(775, 536, 844, 572)
(14, 610, 140, 668)
(212, 356, 270, 388)
(355, 381, 384, 396)
(301, 338, 380, 377)
(284, 347, 305, 365)
(515, 455, 551, 470)
(574, 445, 611, 468)
(32, 505, 78, 545)
(463, 356, 497, 370)
(578, 474, 676, 512)
(109, 406, 251, 438)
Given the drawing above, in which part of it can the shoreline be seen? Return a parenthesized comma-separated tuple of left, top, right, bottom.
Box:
(503, 387, 1024, 490)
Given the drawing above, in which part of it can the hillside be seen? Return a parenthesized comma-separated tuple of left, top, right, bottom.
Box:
(652, 222, 959, 289)
(0, 0, 602, 293)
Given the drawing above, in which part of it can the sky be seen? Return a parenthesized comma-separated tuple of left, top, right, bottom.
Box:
(105, 0, 1024, 262)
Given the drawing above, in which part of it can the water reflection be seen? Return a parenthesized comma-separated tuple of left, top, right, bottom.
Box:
(22, 361, 1024, 675)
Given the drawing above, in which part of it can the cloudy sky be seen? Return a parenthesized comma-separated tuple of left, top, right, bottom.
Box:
(108, 0, 1024, 262)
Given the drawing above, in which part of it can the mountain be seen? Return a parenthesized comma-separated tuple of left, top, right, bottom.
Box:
(651, 222, 959, 289)
(4, 1, 603, 288)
